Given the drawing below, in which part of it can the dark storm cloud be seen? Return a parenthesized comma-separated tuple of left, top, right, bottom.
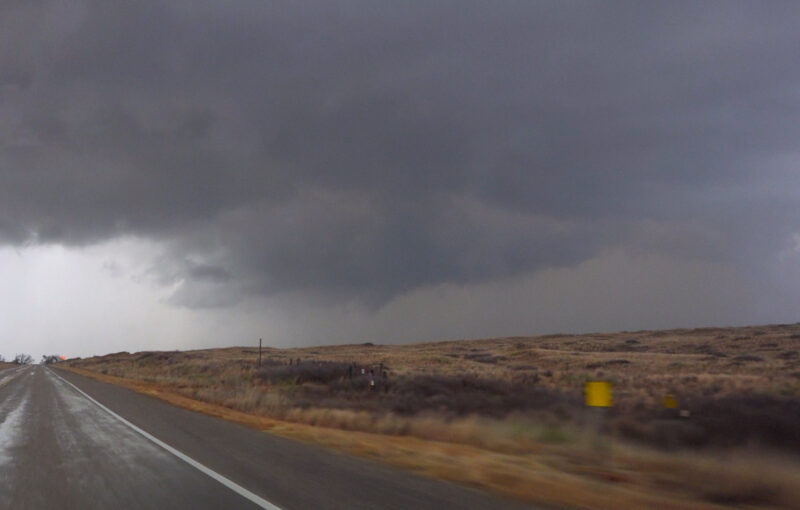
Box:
(2, 1, 799, 306)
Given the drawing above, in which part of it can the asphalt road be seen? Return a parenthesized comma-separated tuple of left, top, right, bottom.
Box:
(0, 365, 535, 509)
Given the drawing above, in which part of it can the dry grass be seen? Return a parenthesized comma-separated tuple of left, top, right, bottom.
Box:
(62, 366, 800, 509)
(63, 322, 800, 509)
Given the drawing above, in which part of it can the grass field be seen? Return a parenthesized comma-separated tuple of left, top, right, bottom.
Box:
(64, 323, 800, 509)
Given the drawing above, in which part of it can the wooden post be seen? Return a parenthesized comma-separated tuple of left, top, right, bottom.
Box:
(258, 338, 262, 368)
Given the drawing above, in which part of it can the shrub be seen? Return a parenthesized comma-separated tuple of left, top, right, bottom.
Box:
(732, 355, 764, 362)
(612, 392, 800, 452)
(585, 359, 630, 369)
(256, 361, 351, 385)
(385, 374, 575, 418)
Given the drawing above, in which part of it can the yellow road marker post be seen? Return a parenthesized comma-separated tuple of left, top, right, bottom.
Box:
(584, 381, 613, 461)
(584, 381, 612, 408)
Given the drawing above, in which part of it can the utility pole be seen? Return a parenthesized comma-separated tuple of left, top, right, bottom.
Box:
(258, 338, 262, 368)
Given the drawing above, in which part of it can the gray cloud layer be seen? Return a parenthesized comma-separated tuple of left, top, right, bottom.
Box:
(2, 1, 799, 322)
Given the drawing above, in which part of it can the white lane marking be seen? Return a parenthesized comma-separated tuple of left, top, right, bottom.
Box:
(48, 369, 282, 510)
(47, 369, 176, 471)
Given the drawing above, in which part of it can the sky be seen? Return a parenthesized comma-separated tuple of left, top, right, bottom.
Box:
(1, 1, 800, 359)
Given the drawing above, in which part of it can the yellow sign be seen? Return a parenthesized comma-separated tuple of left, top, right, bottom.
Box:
(663, 394, 678, 409)
(585, 381, 612, 407)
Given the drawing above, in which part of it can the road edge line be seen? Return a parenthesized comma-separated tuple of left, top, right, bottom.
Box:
(48, 368, 282, 510)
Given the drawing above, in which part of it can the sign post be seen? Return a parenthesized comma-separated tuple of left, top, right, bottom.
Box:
(584, 380, 613, 459)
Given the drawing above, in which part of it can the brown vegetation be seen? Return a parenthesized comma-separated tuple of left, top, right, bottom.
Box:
(64, 322, 800, 509)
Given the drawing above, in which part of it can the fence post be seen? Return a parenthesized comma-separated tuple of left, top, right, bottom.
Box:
(258, 338, 262, 368)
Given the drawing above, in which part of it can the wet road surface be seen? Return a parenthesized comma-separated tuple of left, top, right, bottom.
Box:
(0, 365, 534, 509)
